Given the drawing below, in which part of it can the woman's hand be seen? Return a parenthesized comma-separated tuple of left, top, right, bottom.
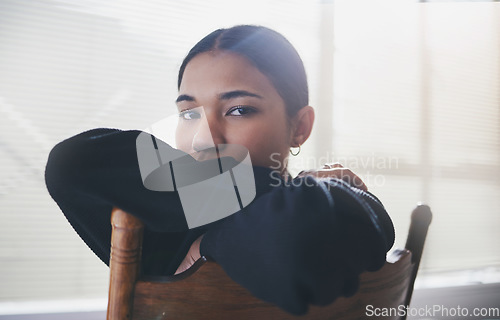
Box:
(175, 234, 204, 275)
(297, 163, 368, 191)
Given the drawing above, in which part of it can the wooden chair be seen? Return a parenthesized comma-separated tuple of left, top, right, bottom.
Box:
(107, 204, 432, 320)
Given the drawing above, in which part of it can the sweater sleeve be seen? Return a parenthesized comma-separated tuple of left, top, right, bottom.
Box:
(199, 175, 395, 315)
(45, 128, 193, 274)
(44, 128, 285, 274)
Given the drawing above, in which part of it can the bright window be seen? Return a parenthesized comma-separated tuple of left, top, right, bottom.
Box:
(0, 0, 499, 312)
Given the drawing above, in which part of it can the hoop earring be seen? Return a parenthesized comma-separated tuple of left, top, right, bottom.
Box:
(289, 145, 301, 156)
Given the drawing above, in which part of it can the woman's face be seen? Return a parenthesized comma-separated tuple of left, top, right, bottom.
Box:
(175, 51, 292, 172)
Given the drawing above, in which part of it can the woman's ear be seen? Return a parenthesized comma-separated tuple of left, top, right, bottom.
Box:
(290, 106, 315, 147)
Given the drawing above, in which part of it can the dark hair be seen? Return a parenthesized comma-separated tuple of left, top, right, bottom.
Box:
(177, 25, 309, 117)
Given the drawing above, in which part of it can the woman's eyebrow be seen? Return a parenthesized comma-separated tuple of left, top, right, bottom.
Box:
(176, 94, 195, 103)
(176, 90, 262, 104)
(219, 90, 263, 100)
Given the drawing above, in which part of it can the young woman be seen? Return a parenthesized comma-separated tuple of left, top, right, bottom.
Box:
(45, 25, 394, 315)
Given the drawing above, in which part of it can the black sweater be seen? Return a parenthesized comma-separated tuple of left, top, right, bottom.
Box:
(45, 128, 394, 315)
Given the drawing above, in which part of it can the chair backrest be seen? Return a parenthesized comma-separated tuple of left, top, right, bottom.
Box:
(107, 204, 432, 320)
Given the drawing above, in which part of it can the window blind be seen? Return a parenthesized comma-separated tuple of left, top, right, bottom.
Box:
(0, 0, 321, 303)
(1, 0, 499, 308)
(329, 1, 500, 274)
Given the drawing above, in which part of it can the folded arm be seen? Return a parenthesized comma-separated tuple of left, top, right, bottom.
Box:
(45, 128, 394, 315)
(199, 174, 394, 315)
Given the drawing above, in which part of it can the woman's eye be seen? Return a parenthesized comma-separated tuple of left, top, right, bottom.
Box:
(226, 106, 256, 116)
(179, 110, 201, 120)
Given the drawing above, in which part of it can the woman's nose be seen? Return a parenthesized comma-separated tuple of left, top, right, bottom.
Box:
(192, 111, 225, 152)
